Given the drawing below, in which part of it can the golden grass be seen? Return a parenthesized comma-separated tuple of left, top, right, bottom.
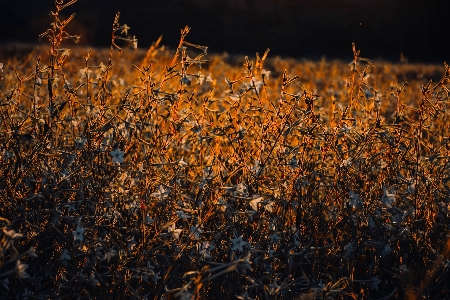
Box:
(1, 1, 449, 299)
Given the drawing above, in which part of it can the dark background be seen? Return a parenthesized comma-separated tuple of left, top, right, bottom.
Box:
(1, 0, 449, 63)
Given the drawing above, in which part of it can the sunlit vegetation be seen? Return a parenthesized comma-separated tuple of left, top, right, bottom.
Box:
(1, 1, 450, 299)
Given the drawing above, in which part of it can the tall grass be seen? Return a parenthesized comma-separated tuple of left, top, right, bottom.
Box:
(1, 1, 449, 299)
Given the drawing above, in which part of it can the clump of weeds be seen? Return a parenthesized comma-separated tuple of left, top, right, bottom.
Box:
(1, 1, 449, 299)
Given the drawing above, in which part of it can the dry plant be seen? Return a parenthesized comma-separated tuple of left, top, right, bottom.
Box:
(1, 1, 450, 299)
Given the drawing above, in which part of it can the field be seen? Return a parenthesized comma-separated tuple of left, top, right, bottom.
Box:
(1, 1, 450, 299)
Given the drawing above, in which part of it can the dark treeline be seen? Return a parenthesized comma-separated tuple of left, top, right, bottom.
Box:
(1, 0, 448, 63)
